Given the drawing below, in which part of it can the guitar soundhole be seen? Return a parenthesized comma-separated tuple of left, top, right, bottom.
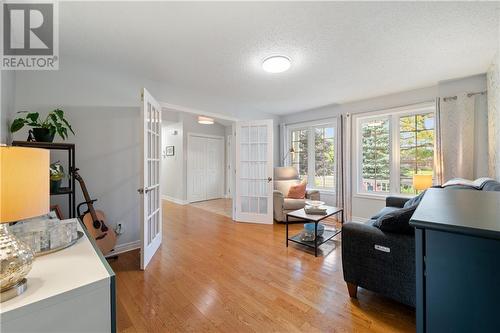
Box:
(93, 220, 109, 232)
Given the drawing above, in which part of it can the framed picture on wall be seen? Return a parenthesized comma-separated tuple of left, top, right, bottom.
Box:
(166, 146, 175, 156)
(50, 205, 64, 220)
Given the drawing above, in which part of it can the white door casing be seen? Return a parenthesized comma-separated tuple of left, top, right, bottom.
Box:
(139, 88, 162, 270)
(235, 120, 274, 224)
(226, 134, 232, 198)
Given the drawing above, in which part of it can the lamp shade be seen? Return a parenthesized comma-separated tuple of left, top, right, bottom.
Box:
(413, 174, 433, 191)
(1, 146, 50, 223)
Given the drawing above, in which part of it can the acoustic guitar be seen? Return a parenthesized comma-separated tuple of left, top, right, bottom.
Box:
(72, 168, 117, 255)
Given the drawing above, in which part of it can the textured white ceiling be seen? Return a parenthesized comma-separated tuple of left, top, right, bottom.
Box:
(60, 1, 499, 116)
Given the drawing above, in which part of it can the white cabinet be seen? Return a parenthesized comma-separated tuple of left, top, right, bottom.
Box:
(0, 221, 115, 333)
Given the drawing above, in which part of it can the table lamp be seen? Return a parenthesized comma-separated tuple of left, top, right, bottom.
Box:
(413, 174, 433, 193)
(1, 146, 49, 302)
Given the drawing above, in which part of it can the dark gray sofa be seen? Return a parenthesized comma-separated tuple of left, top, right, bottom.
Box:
(342, 179, 500, 307)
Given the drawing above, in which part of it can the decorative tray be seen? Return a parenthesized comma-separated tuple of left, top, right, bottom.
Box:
(35, 231, 84, 257)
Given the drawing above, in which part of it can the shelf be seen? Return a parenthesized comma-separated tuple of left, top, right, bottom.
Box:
(288, 228, 341, 248)
(12, 141, 75, 150)
(51, 187, 73, 195)
(12, 140, 76, 218)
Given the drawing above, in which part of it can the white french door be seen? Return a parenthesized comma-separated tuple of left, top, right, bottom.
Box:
(139, 88, 162, 270)
(235, 120, 274, 224)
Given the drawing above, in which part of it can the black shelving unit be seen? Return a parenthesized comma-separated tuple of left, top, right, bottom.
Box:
(12, 141, 76, 218)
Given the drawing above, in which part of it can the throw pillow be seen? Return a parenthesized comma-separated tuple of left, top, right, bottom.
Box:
(371, 206, 400, 220)
(373, 205, 417, 235)
(403, 190, 427, 208)
(288, 180, 307, 199)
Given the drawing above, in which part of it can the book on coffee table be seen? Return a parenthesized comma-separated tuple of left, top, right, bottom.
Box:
(304, 205, 328, 215)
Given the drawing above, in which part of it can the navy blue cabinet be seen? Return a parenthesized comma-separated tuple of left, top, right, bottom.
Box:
(411, 189, 500, 333)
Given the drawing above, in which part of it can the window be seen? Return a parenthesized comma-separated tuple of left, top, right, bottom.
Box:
(314, 126, 335, 188)
(291, 129, 308, 180)
(399, 113, 435, 193)
(288, 120, 336, 190)
(361, 118, 390, 193)
(356, 104, 435, 195)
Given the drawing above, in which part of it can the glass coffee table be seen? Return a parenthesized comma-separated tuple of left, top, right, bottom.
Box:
(286, 206, 343, 257)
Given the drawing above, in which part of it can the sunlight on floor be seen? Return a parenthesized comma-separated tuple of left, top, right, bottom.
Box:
(189, 198, 232, 219)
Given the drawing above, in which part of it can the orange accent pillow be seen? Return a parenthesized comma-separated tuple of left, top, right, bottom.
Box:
(287, 181, 307, 199)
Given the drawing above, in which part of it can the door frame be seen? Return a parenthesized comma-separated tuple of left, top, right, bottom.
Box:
(226, 134, 233, 199)
(186, 132, 225, 203)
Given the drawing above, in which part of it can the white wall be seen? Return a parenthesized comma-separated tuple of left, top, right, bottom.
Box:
(161, 121, 184, 202)
(10, 106, 142, 248)
(1, 71, 15, 144)
(279, 74, 488, 220)
(11, 58, 278, 249)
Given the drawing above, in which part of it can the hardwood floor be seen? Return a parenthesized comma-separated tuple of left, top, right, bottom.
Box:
(189, 198, 232, 219)
(110, 201, 415, 333)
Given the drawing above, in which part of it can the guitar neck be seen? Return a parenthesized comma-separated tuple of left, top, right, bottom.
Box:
(73, 171, 99, 221)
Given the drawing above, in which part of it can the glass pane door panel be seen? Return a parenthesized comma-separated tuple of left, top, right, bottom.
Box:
(239, 125, 269, 216)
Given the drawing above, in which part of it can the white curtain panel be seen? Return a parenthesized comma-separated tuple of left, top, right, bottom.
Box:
(436, 93, 488, 183)
(336, 113, 352, 221)
(487, 58, 500, 179)
(279, 123, 287, 166)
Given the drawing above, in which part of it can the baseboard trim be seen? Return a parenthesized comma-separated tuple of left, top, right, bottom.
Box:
(106, 240, 140, 257)
(162, 195, 188, 205)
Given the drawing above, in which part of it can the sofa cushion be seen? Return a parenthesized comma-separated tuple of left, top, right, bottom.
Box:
(274, 166, 299, 180)
(373, 205, 417, 235)
(371, 206, 400, 220)
(403, 191, 426, 208)
(275, 179, 301, 197)
(283, 198, 307, 210)
(287, 181, 307, 199)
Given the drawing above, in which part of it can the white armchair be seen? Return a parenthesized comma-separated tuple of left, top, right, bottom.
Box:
(273, 167, 320, 222)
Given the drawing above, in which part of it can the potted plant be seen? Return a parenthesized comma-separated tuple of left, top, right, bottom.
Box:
(10, 109, 75, 142)
(49, 162, 65, 193)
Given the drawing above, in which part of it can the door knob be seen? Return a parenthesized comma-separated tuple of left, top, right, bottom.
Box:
(267, 177, 273, 183)
(137, 187, 152, 194)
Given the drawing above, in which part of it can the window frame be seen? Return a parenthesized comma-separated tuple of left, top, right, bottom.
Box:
(353, 102, 436, 198)
(285, 118, 337, 192)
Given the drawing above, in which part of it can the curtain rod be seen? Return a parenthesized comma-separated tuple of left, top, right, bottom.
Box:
(442, 91, 487, 101)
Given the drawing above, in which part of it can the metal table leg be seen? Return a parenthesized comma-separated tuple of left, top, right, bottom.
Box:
(286, 214, 289, 247)
(314, 221, 318, 257)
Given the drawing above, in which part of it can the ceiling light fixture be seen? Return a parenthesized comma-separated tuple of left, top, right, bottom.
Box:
(198, 116, 214, 125)
(262, 55, 291, 73)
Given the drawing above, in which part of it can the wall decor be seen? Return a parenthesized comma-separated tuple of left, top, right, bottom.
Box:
(166, 146, 175, 156)
(50, 205, 64, 220)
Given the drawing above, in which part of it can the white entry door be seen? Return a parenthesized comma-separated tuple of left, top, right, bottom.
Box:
(139, 88, 162, 270)
(187, 134, 224, 202)
(235, 120, 274, 224)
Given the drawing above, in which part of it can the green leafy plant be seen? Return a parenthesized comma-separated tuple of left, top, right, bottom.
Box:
(10, 109, 75, 140)
(49, 162, 65, 181)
